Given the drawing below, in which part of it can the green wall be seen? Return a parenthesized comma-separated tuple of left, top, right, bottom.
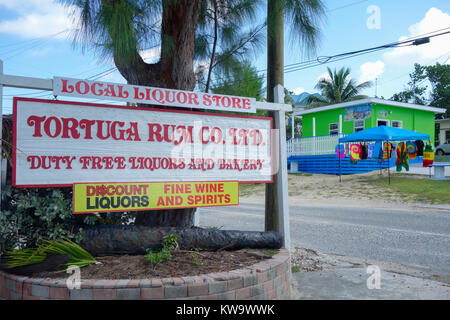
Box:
(301, 102, 435, 142)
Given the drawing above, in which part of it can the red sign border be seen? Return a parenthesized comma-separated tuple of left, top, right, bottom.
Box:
(13, 97, 274, 188)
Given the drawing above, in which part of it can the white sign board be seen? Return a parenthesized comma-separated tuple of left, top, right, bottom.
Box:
(13, 98, 272, 187)
(53, 76, 257, 113)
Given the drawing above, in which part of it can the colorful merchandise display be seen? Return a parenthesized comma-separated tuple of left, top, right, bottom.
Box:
(350, 144, 361, 164)
(422, 143, 434, 167)
(396, 142, 409, 172)
(406, 141, 417, 160)
(383, 142, 392, 160)
(335, 144, 345, 159)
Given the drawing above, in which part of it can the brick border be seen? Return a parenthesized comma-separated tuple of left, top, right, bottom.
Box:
(0, 249, 291, 300)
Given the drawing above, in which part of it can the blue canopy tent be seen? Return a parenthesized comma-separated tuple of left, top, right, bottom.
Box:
(338, 126, 430, 143)
(337, 126, 430, 184)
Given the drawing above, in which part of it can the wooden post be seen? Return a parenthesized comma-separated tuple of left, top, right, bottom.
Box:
(0, 60, 3, 207)
(265, 0, 285, 240)
(291, 113, 295, 139)
(273, 84, 291, 249)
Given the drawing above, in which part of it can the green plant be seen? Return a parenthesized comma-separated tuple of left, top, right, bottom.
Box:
(5, 237, 97, 271)
(261, 249, 280, 256)
(1, 186, 88, 252)
(191, 248, 202, 266)
(145, 234, 179, 270)
(291, 265, 300, 273)
(0, 185, 136, 253)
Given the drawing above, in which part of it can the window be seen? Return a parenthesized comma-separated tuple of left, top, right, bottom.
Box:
(391, 120, 402, 128)
(354, 119, 365, 132)
(329, 123, 339, 135)
(377, 119, 389, 126)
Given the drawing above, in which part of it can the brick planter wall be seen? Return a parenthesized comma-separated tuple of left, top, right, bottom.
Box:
(0, 249, 291, 300)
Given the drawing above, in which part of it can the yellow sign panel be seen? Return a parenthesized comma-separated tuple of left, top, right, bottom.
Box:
(73, 181, 239, 214)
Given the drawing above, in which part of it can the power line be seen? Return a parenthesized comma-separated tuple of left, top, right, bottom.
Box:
(327, 0, 371, 13)
(210, 27, 450, 88)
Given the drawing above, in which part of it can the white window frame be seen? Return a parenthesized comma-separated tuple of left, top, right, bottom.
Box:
(377, 119, 390, 126)
(354, 119, 365, 132)
(391, 120, 402, 128)
(329, 122, 339, 135)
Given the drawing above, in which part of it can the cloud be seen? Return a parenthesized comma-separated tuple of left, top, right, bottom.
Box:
(0, 0, 78, 39)
(292, 87, 306, 94)
(359, 60, 385, 83)
(316, 72, 331, 82)
(383, 8, 450, 66)
(140, 46, 161, 63)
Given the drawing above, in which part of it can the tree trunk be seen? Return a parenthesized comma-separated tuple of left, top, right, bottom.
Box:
(265, 0, 284, 232)
(110, 0, 201, 228)
(79, 225, 282, 255)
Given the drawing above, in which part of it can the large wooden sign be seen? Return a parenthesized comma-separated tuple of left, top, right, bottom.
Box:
(13, 98, 272, 187)
(53, 77, 257, 113)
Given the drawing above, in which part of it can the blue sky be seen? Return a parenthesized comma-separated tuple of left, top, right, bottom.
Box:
(1, 0, 449, 114)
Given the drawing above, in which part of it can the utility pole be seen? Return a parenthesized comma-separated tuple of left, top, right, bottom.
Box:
(265, 0, 284, 232)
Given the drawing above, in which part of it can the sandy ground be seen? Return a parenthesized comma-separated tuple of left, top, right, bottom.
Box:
(240, 170, 450, 210)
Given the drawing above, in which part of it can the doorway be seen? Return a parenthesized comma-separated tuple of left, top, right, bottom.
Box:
(377, 119, 389, 126)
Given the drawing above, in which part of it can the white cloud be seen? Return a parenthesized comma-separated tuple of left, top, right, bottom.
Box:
(316, 72, 331, 82)
(383, 8, 450, 66)
(140, 46, 161, 63)
(0, 0, 78, 39)
(359, 60, 385, 83)
(292, 87, 306, 94)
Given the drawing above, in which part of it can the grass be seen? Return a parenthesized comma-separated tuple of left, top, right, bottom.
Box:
(239, 183, 263, 197)
(367, 176, 450, 204)
(291, 265, 300, 273)
(435, 155, 450, 163)
(261, 249, 280, 256)
(289, 173, 313, 176)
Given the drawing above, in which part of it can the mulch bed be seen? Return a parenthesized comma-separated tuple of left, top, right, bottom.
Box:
(3, 249, 273, 280)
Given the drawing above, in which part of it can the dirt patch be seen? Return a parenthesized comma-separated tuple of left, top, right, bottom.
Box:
(20, 249, 271, 280)
(241, 171, 450, 209)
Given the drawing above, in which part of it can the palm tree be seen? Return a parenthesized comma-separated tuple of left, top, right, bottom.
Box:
(196, 0, 264, 92)
(308, 67, 373, 107)
(61, 0, 326, 229)
(265, 0, 326, 232)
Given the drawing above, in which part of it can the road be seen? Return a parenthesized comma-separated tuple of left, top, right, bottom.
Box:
(197, 202, 450, 274)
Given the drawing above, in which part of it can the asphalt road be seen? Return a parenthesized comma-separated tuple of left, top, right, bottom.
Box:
(197, 202, 450, 274)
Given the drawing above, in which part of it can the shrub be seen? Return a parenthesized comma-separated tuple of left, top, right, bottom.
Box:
(145, 234, 179, 270)
(0, 186, 95, 253)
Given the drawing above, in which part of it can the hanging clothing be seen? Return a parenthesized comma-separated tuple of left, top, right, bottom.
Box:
(396, 142, 409, 172)
(406, 141, 417, 160)
(372, 141, 382, 159)
(383, 142, 392, 160)
(391, 143, 397, 158)
(350, 144, 361, 164)
(360, 143, 368, 160)
(423, 143, 434, 167)
(415, 140, 424, 156)
(367, 143, 374, 158)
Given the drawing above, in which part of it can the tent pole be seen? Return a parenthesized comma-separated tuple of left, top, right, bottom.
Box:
(388, 164, 390, 184)
(339, 144, 342, 183)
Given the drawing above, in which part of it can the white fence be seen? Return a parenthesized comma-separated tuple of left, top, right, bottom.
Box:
(287, 134, 347, 157)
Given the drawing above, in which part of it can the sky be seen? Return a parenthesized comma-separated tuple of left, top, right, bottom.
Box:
(0, 0, 449, 115)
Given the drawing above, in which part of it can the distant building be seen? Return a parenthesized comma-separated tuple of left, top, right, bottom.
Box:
(295, 97, 445, 143)
(437, 118, 450, 145)
(288, 92, 321, 138)
(287, 98, 446, 175)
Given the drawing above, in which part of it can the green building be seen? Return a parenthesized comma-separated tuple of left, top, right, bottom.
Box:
(295, 98, 445, 143)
